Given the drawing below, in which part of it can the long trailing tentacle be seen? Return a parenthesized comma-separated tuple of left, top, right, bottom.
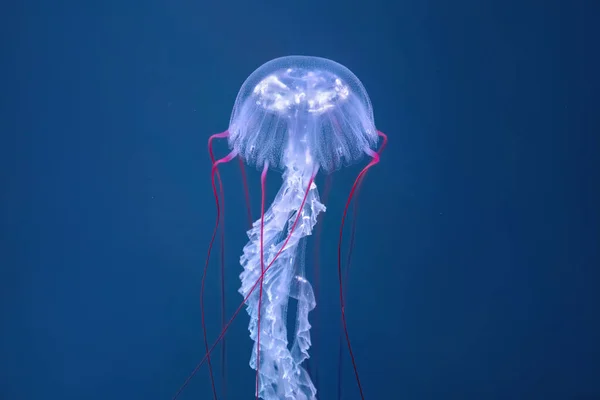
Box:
(202, 131, 233, 400)
(255, 162, 268, 400)
(209, 132, 228, 400)
(207, 138, 253, 400)
(337, 130, 387, 400)
(337, 182, 359, 400)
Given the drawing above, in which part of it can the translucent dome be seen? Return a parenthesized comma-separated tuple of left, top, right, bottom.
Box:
(228, 56, 378, 172)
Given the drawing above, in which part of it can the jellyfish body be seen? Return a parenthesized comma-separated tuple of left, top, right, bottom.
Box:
(229, 56, 379, 400)
(228, 56, 379, 172)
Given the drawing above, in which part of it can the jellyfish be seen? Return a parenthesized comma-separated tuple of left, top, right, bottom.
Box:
(173, 56, 387, 400)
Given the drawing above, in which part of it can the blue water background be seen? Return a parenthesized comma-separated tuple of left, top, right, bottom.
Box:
(2, 1, 598, 399)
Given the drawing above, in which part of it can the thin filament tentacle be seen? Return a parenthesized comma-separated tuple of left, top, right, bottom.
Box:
(172, 169, 317, 400)
(202, 131, 234, 400)
(208, 132, 229, 400)
(337, 130, 387, 400)
(256, 162, 269, 400)
(337, 182, 360, 400)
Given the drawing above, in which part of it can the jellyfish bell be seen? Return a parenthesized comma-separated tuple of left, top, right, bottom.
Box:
(173, 56, 386, 400)
(228, 56, 379, 173)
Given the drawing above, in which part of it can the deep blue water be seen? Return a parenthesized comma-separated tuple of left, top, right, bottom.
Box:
(2, 1, 599, 399)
